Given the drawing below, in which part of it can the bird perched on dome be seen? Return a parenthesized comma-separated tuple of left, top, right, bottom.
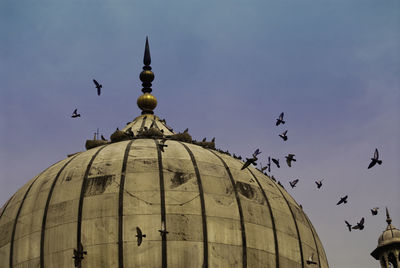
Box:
(368, 148, 382, 169)
(285, 154, 296, 167)
(276, 112, 285, 126)
(306, 253, 318, 265)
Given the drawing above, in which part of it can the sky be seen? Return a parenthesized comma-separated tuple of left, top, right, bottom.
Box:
(0, 0, 399, 267)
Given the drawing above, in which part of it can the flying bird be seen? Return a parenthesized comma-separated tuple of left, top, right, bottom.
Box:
(352, 217, 365, 230)
(315, 180, 323, 189)
(136, 227, 146, 246)
(345, 220, 352, 232)
(306, 253, 318, 265)
(276, 112, 285, 126)
(285, 154, 296, 167)
(93, 79, 102, 96)
(101, 135, 106, 141)
(371, 207, 379, 216)
(336, 195, 348, 205)
(241, 156, 258, 170)
(253, 149, 261, 157)
(289, 179, 299, 188)
(279, 130, 288, 141)
(271, 158, 280, 168)
(71, 109, 80, 118)
(368, 148, 382, 169)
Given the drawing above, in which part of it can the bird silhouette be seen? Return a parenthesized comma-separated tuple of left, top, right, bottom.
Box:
(183, 128, 189, 133)
(202, 137, 206, 142)
(371, 207, 379, 216)
(277, 181, 284, 188)
(101, 135, 106, 141)
(306, 253, 318, 265)
(368, 148, 382, 169)
(73, 242, 87, 267)
(336, 195, 348, 205)
(279, 130, 288, 141)
(125, 128, 134, 138)
(241, 156, 258, 170)
(285, 154, 296, 167)
(315, 179, 323, 189)
(136, 227, 146, 246)
(267, 157, 271, 172)
(71, 109, 80, 118)
(276, 112, 285, 126)
(211, 137, 215, 143)
(253, 149, 261, 158)
(93, 79, 102, 96)
(260, 164, 268, 172)
(271, 158, 280, 168)
(345, 220, 352, 232)
(352, 217, 365, 230)
(289, 179, 299, 188)
(158, 220, 168, 236)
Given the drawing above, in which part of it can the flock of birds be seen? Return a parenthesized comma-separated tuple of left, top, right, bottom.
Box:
(239, 112, 384, 237)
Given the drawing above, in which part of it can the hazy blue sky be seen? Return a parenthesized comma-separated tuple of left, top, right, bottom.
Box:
(1, 0, 399, 267)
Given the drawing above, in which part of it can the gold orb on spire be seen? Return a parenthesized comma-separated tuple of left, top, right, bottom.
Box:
(137, 92, 157, 113)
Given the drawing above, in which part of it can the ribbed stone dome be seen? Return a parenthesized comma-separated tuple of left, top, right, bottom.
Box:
(0, 130, 328, 267)
(378, 225, 400, 247)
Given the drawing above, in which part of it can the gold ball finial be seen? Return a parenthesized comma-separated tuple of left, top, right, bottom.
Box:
(137, 93, 157, 114)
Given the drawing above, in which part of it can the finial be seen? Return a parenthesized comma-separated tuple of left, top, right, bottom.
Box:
(137, 36, 157, 114)
(386, 207, 392, 225)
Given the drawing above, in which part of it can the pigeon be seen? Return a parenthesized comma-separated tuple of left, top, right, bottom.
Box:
(277, 181, 284, 188)
(125, 128, 134, 138)
(136, 227, 146, 246)
(371, 207, 379, 216)
(202, 138, 206, 142)
(315, 180, 323, 189)
(71, 109, 81, 118)
(101, 135, 106, 141)
(368, 148, 382, 169)
(279, 130, 288, 141)
(276, 112, 285, 126)
(352, 217, 365, 230)
(183, 128, 189, 133)
(271, 158, 280, 168)
(285, 154, 296, 167)
(158, 138, 168, 152)
(260, 164, 268, 172)
(271, 175, 276, 181)
(336, 195, 348, 205)
(241, 156, 258, 170)
(345, 220, 352, 232)
(211, 137, 215, 143)
(289, 179, 299, 188)
(253, 149, 261, 158)
(93, 79, 102, 96)
(306, 253, 318, 265)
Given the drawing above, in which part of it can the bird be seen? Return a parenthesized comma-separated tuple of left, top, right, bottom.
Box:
(93, 79, 102, 96)
(241, 156, 258, 170)
(315, 179, 323, 189)
(276, 112, 285, 126)
(306, 253, 318, 265)
(211, 137, 215, 143)
(352, 217, 365, 230)
(345, 220, 352, 232)
(285, 154, 296, 167)
(271, 175, 276, 181)
(277, 181, 284, 188)
(267, 157, 271, 172)
(136, 227, 146, 246)
(202, 137, 206, 142)
(260, 164, 268, 172)
(158, 220, 169, 236)
(183, 128, 189, 133)
(279, 130, 288, 141)
(125, 128, 134, 138)
(289, 179, 299, 188)
(271, 158, 280, 168)
(336, 195, 348, 205)
(71, 109, 80, 118)
(253, 149, 261, 158)
(371, 207, 379, 216)
(158, 138, 168, 152)
(101, 135, 106, 141)
(368, 148, 382, 169)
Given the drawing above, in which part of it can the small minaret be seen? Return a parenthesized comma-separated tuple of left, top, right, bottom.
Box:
(137, 36, 157, 115)
(371, 208, 400, 267)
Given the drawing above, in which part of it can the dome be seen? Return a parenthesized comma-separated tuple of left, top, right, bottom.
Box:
(378, 225, 400, 247)
(0, 38, 329, 268)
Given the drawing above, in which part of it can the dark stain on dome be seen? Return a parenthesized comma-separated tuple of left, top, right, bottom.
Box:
(84, 175, 115, 196)
(236, 181, 255, 199)
(170, 172, 192, 188)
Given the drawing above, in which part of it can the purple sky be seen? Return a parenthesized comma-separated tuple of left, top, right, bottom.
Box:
(1, 1, 399, 267)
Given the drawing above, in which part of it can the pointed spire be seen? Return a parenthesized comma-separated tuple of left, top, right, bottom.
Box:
(386, 207, 392, 225)
(143, 36, 151, 67)
(137, 36, 157, 114)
